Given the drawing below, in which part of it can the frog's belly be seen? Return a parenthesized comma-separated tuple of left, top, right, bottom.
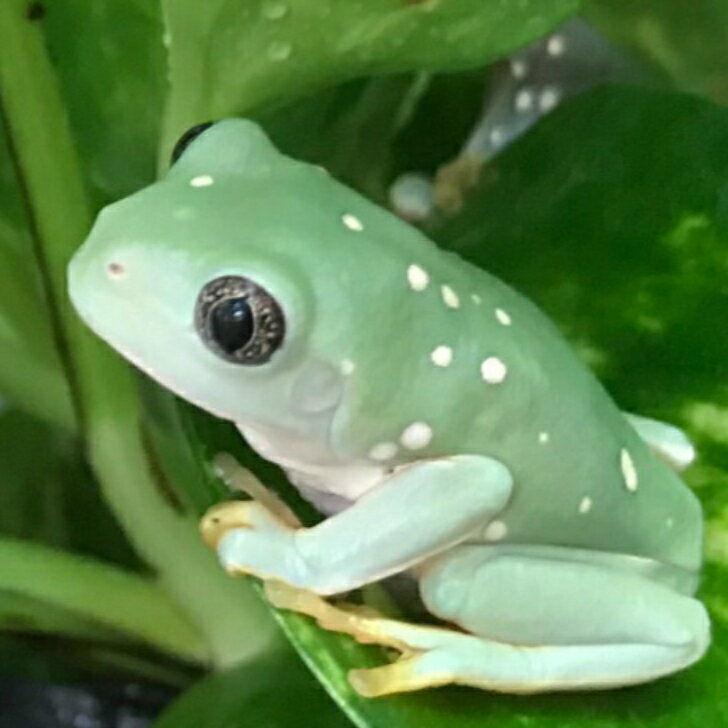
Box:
(237, 420, 386, 513)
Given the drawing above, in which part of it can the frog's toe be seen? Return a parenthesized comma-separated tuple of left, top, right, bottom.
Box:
(433, 153, 484, 214)
(265, 581, 405, 646)
(201, 500, 290, 549)
(349, 652, 453, 696)
(265, 580, 329, 614)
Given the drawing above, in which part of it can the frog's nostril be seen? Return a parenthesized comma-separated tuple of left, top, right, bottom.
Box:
(106, 261, 126, 278)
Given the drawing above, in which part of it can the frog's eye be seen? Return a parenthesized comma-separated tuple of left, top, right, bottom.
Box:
(170, 121, 215, 165)
(195, 276, 285, 365)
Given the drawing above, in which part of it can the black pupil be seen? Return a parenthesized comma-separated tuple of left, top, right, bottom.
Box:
(210, 297, 254, 354)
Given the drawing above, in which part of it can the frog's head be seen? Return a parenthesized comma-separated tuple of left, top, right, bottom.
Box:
(69, 119, 430, 434)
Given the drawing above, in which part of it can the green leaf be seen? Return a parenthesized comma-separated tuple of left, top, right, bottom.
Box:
(0, 116, 73, 430)
(160, 0, 582, 156)
(256, 69, 489, 202)
(177, 85, 728, 727)
(0, 536, 205, 664)
(0, 405, 136, 564)
(155, 647, 349, 728)
(586, 1, 728, 105)
(0, 0, 277, 670)
(43, 0, 167, 203)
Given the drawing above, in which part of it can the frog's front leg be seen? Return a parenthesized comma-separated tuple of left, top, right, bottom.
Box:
(201, 455, 512, 595)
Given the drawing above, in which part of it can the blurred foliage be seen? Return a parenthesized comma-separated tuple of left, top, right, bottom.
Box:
(155, 647, 348, 728)
(586, 0, 728, 106)
(0, 0, 727, 727)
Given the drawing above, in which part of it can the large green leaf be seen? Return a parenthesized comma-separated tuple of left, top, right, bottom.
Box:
(155, 647, 349, 728)
(0, 405, 135, 564)
(2, 0, 727, 725)
(168, 85, 728, 727)
(43, 0, 167, 203)
(0, 0, 277, 673)
(0, 119, 73, 430)
(256, 69, 490, 202)
(586, 1, 728, 105)
(0, 536, 205, 665)
(160, 0, 581, 155)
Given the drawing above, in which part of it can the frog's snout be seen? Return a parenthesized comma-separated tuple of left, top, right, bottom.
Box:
(199, 501, 250, 550)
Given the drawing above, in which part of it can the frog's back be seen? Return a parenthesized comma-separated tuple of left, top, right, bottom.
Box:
(325, 220, 702, 574)
(257, 164, 702, 574)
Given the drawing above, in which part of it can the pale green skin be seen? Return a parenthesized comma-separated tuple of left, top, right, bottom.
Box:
(68, 120, 709, 694)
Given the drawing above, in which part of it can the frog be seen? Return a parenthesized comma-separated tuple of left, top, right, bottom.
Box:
(391, 17, 640, 221)
(67, 119, 709, 697)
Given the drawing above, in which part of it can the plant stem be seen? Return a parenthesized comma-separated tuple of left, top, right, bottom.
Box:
(0, 0, 274, 668)
(0, 538, 205, 663)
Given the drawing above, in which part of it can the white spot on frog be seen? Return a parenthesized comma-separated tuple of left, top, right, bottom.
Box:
(538, 431, 550, 444)
(620, 448, 638, 491)
(400, 422, 433, 450)
(495, 308, 511, 325)
(190, 175, 214, 187)
(441, 285, 460, 309)
(430, 346, 453, 367)
(407, 264, 429, 292)
(483, 520, 508, 542)
(515, 88, 534, 113)
(547, 35, 566, 56)
(538, 86, 562, 113)
(489, 127, 505, 147)
(579, 496, 592, 514)
(342, 213, 364, 232)
(480, 357, 507, 384)
(471, 294, 482, 305)
(510, 58, 528, 79)
(369, 442, 398, 462)
(340, 359, 356, 376)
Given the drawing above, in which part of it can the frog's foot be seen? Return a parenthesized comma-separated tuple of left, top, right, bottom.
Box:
(264, 581, 401, 646)
(433, 153, 484, 214)
(212, 452, 300, 527)
(266, 580, 473, 696)
(200, 499, 291, 551)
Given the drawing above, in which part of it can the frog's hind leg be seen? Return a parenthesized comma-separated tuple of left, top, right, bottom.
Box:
(267, 548, 709, 696)
(409, 545, 710, 695)
(265, 580, 489, 694)
(624, 413, 696, 471)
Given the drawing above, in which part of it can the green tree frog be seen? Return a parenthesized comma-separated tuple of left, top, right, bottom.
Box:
(391, 18, 637, 220)
(68, 119, 709, 697)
